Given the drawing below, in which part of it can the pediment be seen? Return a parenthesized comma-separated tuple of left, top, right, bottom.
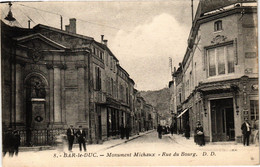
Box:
(14, 33, 67, 63)
(15, 33, 67, 51)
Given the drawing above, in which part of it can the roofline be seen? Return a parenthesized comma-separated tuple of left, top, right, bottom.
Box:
(93, 40, 119, 61)
(33, 24, 94, 41)
(117, 64, 129, 76)
(14, 33, 67, 49)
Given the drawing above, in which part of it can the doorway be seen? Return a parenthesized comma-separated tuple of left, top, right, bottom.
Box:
(210, 98, 235, 142)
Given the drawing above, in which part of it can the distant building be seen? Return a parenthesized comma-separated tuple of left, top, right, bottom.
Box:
(170, 0, 257, 143)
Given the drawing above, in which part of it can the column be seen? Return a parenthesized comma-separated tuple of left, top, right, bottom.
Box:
(15, 63, 23, 122)
(54, 67, 62, 122)
(47, 64, 54, 123)
(76, 62, 86, 122)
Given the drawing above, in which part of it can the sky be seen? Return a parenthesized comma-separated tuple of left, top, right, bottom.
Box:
(1, 0, 199, 91)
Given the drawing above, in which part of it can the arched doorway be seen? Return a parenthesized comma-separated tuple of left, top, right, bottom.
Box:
(24, 74, 47, 146)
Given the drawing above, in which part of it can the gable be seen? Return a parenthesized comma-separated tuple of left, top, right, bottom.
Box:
(15, 33, 67, 51)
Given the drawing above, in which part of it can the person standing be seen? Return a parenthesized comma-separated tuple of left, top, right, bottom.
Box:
(66, 125, 75, 151)
(170, 123, 174, 136)
(76, 126, 87, 152)
(157, 124, 162, 139)
(125, 124, 130, 140)
(120, 124, 125, 139)
(3, 128, 14, 157)
(195, 122, 205, 146)
(253, 119, 259, 146)
(185, 121, 190, 139)
(241, 118, 251, 146)
(13, 130, 20, 156)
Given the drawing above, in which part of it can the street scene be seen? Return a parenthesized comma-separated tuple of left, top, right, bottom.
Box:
(1, 0, 259, 166)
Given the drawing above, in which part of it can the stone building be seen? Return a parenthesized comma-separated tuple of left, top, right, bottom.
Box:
(1, 18, 141, 145)
(170, 0, 258, 143)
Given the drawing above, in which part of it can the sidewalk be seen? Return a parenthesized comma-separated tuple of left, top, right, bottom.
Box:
(19, 129, 155, 152)
(167, 133, 259, 152)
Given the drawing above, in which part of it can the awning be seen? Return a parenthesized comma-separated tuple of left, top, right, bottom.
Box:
(177, 108, 189, 118)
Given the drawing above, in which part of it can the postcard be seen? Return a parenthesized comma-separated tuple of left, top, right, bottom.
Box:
(1, 0, 259, 166)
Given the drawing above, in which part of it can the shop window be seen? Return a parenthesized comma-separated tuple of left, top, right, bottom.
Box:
(250, 100, 259, 121)
(207, 44, 234, 77)
(214, 20, 222, 31)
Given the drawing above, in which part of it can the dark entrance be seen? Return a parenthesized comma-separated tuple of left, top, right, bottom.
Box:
(210, 98, 235, 142)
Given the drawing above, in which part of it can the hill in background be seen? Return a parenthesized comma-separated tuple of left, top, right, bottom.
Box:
(140, 87, 171, 119)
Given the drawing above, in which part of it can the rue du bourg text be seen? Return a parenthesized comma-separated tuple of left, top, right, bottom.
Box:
(55, 151, 216, 158)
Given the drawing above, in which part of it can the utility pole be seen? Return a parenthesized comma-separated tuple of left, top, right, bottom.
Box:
(169, 57, 172, 75)
(60, 15, 63, 30)
(191, 0, 194, 23)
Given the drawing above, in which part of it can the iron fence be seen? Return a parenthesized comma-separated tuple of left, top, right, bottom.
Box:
(3, 129, 66, 146)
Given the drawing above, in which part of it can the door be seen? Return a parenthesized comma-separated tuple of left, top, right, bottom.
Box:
(225, 108, 235, 141)
(211, 98, 234, 142)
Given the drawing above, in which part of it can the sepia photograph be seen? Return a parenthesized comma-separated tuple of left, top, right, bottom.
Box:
(0, 0, 259, 166)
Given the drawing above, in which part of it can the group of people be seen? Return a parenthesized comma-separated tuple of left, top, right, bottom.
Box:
(156, 124, 176, 139)
(120, 124, 131, 140)
(66, 125, 87, 152)
(3, 128, 21, 157)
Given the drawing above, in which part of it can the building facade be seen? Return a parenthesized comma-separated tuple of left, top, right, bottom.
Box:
(1, 18, 156, 146)
(170, 0, 258, 143)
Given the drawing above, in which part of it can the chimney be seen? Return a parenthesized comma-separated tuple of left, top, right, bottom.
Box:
(103, 40, 108, 46)
(101, 35, 104, 43)
(65, 25, 70, 32)
(69, 18, 76, 34)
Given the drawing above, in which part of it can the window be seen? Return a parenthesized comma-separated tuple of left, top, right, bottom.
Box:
(126, 87, 129, 104)
(214, 20, 222, 31)
(111, 78, 113, 96)
(207, 44, 234, 77)
(93, 48, 96, 55)
(95, 67, 101, 90)
(100, 52, 104, 60)
(110, 56, 113, 69)
(106, 53, 108, 66)
(250, 100, 259, 121)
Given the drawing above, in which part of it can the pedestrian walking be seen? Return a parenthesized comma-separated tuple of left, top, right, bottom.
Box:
(170, 123, 174, 136)
(253, 119, 259, 146)
(125, 124, 131, 140)
(194, 121, 200, 144)
(241, 118, 251, 146)
(120, 124, 125, 139)
(185, 121, 190, 139)
(76, 126, 87, 152)
(195, 122, 205, 146)
(3, 128, 14, 157)
(66, 125, 75, 151)
(13, 130, 20, 156)
(157, 124, 162, 139)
